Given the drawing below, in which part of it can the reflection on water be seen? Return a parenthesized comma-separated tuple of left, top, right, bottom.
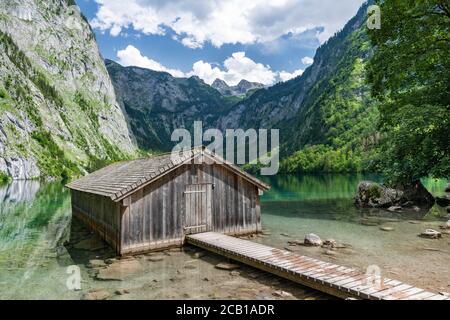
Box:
(0, 174, 448, 299)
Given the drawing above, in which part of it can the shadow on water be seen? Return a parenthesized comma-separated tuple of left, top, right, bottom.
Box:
(63, 218, 116, 267)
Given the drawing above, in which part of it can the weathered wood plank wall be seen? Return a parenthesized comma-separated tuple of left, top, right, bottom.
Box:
(71, 190, 121, 252)
(120, 163, 261, 254)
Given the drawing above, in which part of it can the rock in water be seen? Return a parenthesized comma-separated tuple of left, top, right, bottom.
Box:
(419, 229, 442, 239)
(215, 262, 240, 270)
(115, 289, 130, 295)
(87, 259, 107, 268)
(387, 206, 402, 212)
(82, 290, 111, 300)
(355, 180, 434, 209)
(380, 226, 395, 231)
(322, 239, 337, 248)
(355, 181, 401, 208)
(96, 259, 143, 281)
(148, 255, 165, 262)
(272, 290, 293, 298)
(440, 221, 450, 230)
(304, 233, 323, 246)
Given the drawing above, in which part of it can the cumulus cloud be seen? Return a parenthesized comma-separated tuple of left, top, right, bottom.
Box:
(117, 47, 307, 85)
(279, 69, 304, 82)
(190, 52, 277, 85)
(301, 56, 314, 65)
(116, 45, 185, 77)
(91, 0, 365, 47)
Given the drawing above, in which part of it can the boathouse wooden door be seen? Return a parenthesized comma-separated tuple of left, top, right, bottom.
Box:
(184, 184, 212, 235)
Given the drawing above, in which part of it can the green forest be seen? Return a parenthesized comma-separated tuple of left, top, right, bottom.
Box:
(279, 0, 450, 185)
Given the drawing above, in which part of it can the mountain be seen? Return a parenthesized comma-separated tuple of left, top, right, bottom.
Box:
(211, 78, 264, 97)
(218, 1, 379, 173)
(0, 0, 136, 180)
(105, 60, 236, 151)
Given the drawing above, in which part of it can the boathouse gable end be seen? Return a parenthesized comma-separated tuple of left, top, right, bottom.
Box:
(66, 148, 269, 255)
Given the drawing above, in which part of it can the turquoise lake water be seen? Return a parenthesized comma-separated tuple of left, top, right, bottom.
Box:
(0, 174, 448, 299)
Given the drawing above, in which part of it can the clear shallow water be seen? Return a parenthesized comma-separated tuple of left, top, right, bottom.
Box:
(257, 174, 450, 293)
(0, 174, 448, 299)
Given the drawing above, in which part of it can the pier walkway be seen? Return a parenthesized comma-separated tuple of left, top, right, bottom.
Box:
(186, 232, 448, 300)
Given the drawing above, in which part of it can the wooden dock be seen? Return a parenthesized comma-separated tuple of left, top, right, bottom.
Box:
(186, 232, 449, 300)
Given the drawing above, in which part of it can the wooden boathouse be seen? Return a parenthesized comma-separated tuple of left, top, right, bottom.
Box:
(66, 147, 270, 255)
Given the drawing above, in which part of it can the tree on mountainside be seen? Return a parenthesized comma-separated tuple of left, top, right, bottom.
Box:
(366, 0, 450, 184)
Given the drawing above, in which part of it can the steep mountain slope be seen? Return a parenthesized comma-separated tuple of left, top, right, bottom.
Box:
(106, 59, 236, 151)
(218, 1, 379, 172)
(211, 78, 264, 97)
(0, 0, 136, 180)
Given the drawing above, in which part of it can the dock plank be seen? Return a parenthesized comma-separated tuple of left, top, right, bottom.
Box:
(186, 232, 442, 300)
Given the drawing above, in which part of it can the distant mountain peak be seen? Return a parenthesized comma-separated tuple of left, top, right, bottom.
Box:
(211, 78, 263, 97)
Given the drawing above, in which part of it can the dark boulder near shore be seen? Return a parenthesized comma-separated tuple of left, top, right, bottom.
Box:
(355, 180, 435, 210)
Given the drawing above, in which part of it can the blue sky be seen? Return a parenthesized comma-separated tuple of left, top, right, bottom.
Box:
(75, 0, 365, 85)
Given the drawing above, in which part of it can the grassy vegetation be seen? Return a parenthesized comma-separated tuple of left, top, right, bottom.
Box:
(31, 130, 81, 181)
(367, 184, 382, 199)
(0, 172, 11, 185)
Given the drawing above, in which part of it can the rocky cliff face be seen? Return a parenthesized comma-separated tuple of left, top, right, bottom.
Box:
(0, 0, 136, 180)
(211, 78, 264, 97)
(106, 59, 235, 151)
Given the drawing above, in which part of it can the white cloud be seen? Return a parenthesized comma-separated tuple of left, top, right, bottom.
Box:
(189, 51, 277, 86)
(190, 51, 277, 86)
(92, 0, 366, 47)
(117, 47, 307, 85)
(301, 56, 314, 65)
(279, 69, 304, 82)
(116, 45, 186, 77)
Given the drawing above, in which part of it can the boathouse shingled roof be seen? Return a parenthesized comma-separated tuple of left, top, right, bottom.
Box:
(66, 147, 270, 202)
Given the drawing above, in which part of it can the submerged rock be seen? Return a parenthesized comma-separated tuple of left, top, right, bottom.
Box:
(419, 229, 442, 239)
(82, 290, 111, 300)
(193, 252, 205, 259)
(387, 206, 402, 212)
(87, 259, 107, 268)
(324, 250, 337, 256)
(355, 180, 434, 209)
(322, 239, 337, 249)
(115, 289, 130, 295)
(215, 262, 240, 270)
(440, 221, 450, 230)
(272, 290, 293, 298)
(287, 240, 303, 246)
(380, 226, 395, 232)
(361, 219, 380, 226)
(96, 259, 143, 281)
(148, 255, 165, 262)
(304, 233, 322, 246)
